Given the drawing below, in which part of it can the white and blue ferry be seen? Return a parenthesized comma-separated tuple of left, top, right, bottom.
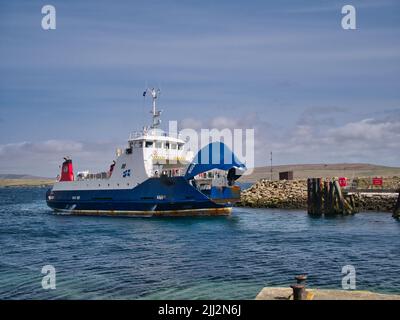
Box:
(46, 88, 246, 217)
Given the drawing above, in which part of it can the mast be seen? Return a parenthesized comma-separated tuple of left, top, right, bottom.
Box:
(144, 87, 162, 129)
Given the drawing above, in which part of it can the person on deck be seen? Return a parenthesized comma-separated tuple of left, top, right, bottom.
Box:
(109, 161, 116, 177)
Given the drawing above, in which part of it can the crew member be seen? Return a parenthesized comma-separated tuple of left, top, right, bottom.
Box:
(109, 160, 116, 177)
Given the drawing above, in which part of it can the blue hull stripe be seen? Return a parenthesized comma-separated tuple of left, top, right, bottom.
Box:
(47, 176, 232, 216)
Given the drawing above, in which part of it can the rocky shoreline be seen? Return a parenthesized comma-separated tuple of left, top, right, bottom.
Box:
(238, 178, 400, 213)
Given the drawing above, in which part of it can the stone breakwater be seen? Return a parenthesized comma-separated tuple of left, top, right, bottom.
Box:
(238, 180, 308, 209)
(353, 193, 398, 212)
(238, 179, 399, 213)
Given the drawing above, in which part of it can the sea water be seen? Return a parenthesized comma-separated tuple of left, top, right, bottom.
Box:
(0, 187, 399, 299)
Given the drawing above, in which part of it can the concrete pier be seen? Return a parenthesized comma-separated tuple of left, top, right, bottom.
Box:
(256, 287, 400, 300)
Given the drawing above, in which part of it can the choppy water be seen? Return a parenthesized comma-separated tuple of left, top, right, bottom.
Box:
(0, 187, 399, 300)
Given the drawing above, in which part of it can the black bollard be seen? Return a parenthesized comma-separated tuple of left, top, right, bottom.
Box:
(290, 284, 305, 300)
(295, 274, 307, 285)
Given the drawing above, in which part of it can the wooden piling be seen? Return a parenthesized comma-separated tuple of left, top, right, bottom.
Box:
(307, 177, 356, 216)
(307, 178, 313, 215)
(312, 178, 317, 213)
(393, 192, 400, 219)
(334, 180, 344, 213)
(326, 181, 333, 215)
(323, 180, 330, 214)
(307, 178, 323, 215)
(315, 178, 323, 214)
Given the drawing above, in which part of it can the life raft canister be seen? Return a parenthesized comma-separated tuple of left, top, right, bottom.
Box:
(60, 158, 74, 182)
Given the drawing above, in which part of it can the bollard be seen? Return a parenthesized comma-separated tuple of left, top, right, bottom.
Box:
(295, 274, 307, 285)
(290, 284, 305, 300)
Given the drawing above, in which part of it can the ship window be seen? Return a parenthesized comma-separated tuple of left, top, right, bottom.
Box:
(134, 141, 143, 148)
(178, 143, 184, 150)
(155, 141, 162, 148)
(165, 142, 170, 149)
(121, 163, 126, 169)
(145, 141, 153, 148)
(171, 143, 177, 150)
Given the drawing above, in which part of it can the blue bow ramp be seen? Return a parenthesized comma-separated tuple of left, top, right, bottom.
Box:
(184, 142, 246, 180)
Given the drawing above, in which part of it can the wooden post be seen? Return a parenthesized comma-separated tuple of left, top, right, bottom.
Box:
(312, 178, 317, 214)
(393, 192, 400, 219)
(307, 178, 313, 215)
(315, 178, 323, 214)
(307, 178, 322, 215)
(327, 181, 335, 215)
(342, 196, 353, 215)
(334, 180, 345, 214)
(308, 177, 356, 216)
(346, 194, 357, 214)
(323, 180, 329, 215)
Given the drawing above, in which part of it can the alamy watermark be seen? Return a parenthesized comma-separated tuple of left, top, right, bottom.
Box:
(41, 265, 56, 290)
(162, 120, 255, 175)
(342, 265, 356, 290)
(41, 5, 56, 30)
(41, 4, 357, 31)
(342, 5, 356, 30)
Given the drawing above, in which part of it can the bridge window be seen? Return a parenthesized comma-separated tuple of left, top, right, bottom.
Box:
(178, 143, 184, 150)
(165, 142, 170, 149)
(155, 141, 162, 148)
(145, 141, 153, 148)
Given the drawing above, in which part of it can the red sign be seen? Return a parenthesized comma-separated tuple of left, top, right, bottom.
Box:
(372, 177, 383, 186)
(339, 177, 347, 187)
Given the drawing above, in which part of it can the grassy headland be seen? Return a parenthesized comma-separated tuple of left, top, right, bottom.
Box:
(0, 179, 55, 188)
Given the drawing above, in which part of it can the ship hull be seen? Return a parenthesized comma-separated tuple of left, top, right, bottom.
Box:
(51, 207, 231, 217)
(46, 176, 234, 217)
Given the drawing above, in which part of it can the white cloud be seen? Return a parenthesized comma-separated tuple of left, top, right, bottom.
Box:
(0, 140, 83, 156)
(180, 110, 400, 168)
(328, 119, 400, 143)
(182, 113, 269, 131)
(180, 118, 203, 130)
(1, 113, 399, 176)
(0, 140, 120, 177)
(270, 116, 400, 165)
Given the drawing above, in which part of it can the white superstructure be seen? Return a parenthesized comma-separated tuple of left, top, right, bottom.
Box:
(53, 88, 194, 191)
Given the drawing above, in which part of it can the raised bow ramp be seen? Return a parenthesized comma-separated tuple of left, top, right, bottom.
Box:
(184, 142, 246, 180)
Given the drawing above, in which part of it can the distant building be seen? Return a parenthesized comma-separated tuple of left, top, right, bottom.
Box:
(279, 171, 293, 180)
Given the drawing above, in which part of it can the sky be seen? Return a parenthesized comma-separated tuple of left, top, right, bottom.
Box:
(0, 0, 399, 177)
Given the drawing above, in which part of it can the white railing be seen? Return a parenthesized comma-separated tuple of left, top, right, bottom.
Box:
(129, 131, 144, 140)
(76, 172, 110, 181)
(129, 129, 186, 141)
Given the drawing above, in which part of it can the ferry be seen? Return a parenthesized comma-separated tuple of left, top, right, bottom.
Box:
(46, 88, 246, 217)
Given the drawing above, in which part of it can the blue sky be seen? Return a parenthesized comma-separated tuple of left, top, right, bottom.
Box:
(0, 0, 399, 176)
